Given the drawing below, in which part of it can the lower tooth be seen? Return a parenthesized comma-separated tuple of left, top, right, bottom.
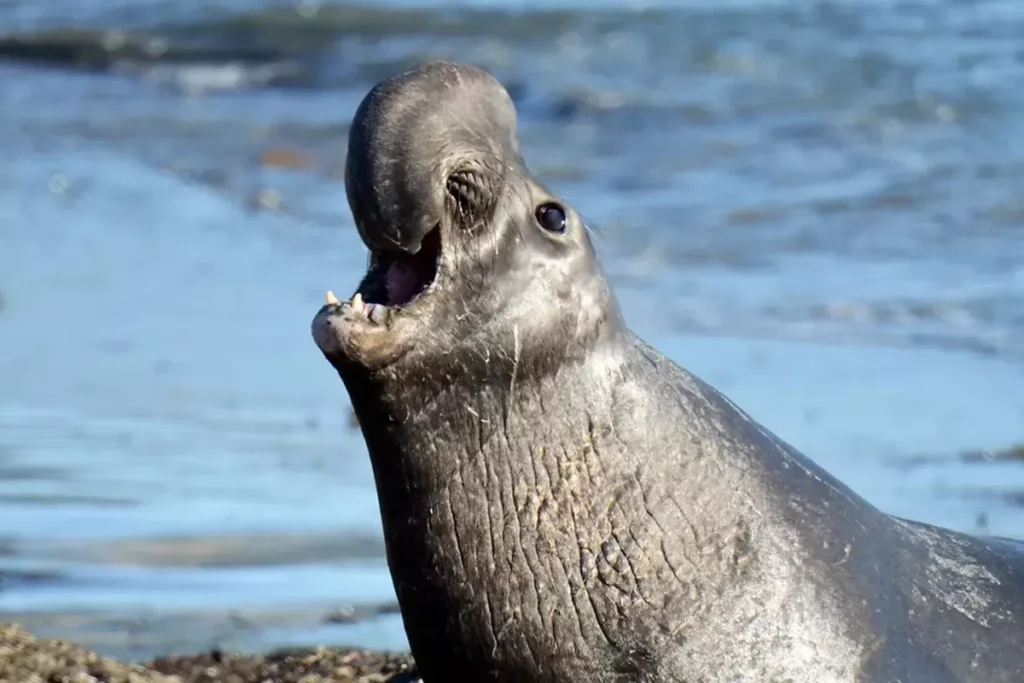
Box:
(351, 292, 365, 310)
(368, 305, 387, 324)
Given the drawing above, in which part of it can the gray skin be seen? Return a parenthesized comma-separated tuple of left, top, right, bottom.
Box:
(312, 62, 1024, 683)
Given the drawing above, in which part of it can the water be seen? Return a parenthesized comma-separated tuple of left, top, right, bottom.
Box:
(0, 0, 1022, 662)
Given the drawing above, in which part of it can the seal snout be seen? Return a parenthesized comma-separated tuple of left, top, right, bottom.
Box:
(315, 62, 528, 369)
(345, 61, 519, 254)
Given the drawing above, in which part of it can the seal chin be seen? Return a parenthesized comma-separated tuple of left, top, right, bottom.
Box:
(312, 224, 443, 370)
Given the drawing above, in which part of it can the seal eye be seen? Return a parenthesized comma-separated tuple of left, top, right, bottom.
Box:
(536, 202, 567, 234)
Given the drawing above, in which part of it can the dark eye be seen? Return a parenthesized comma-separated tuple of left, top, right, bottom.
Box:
(536, 202, 567, 234)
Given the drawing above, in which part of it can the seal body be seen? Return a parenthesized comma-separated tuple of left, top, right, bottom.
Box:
(312, 62, 1024, 683)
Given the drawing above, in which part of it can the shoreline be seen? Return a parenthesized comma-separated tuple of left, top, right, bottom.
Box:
(0, 623, 418, 683)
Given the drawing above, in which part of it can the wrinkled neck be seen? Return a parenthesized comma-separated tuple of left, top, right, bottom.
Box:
(341, 335, 646, 679)
(343, 332, 630, 501)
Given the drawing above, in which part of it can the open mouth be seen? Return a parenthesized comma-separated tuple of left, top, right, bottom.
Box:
(326, 226, 442, 324)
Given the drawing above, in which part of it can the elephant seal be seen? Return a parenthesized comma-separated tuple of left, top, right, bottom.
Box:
(311, 62, 1024, 683)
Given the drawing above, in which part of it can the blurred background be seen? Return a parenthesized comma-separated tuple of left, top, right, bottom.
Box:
(0, 0, 1022, 664)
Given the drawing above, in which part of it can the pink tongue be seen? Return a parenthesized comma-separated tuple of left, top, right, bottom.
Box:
(386, 262, 421, 305)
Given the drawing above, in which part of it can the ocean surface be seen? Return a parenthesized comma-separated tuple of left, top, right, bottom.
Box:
(0, 0, 1022, 662)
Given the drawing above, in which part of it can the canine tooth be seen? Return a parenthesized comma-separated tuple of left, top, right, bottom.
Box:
(325, 290, 340, 304)
(351, 292, 365, 310)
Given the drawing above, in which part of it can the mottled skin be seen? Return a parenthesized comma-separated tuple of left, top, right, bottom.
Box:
(312, 62, 1024, 683)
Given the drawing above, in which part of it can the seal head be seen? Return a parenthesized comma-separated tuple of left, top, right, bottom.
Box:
(314, 61, 620, 379)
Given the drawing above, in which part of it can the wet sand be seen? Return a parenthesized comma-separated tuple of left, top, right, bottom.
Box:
(0, 623, 417, 683)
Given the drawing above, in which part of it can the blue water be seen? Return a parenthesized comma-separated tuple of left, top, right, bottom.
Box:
(0, 0, 1022, 661)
